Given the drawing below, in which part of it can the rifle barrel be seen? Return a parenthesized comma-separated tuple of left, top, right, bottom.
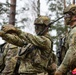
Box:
(48, 16, 64, 27)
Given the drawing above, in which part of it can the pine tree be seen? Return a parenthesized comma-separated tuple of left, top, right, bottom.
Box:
(47, 0, 71, 52)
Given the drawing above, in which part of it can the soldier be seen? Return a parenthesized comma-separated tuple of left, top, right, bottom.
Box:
(55, 4, 76, 75)
(0, 33, 23, 75)
(0, 16, 57, 75)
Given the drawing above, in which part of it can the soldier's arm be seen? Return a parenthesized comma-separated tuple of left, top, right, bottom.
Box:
(18, 30, 51, 49)
(55, 32, 76, 74)
(0, 32, 24, 47)
(1, 25, 51, 49)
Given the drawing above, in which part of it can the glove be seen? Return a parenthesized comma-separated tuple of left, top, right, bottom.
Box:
(1, 24, 17, 34)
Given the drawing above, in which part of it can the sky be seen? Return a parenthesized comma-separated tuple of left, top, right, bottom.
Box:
(40, 0, 48, 15)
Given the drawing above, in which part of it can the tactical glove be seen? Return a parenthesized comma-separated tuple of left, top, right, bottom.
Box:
(1, 24, 18, 34)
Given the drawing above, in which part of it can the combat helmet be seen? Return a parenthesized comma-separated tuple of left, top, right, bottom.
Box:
(34, 16, 50, 26)
(63, 4, 76, 15)
(63, 4, 76, 25)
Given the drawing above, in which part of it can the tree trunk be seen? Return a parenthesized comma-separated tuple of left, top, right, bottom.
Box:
(9, 0, 16, 25)
(37, 0, 40, 17)
(73, 0, 75, 4)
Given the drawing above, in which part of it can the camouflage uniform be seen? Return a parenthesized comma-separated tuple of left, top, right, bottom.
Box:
(1, 34, 21, 75)
(1, 29, 52, 75)
(70, 54, 76, 70)
(0, 16, 57, 75)
(0, 42, 7, 74)
(55, 4, 76, 75)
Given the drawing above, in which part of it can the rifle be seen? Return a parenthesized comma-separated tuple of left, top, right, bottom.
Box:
(17, 15, 64, 57)
(38, 15, 64, 35)
(57, 35, 67, 66)
(56, 0, 67, 66)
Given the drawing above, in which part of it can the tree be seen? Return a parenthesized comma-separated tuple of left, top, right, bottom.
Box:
(37, 0, 40, 16)
(47, 0, 71, 52)
(0, 0, 37, 33)
(0, 0, 9, 25)
(0, 0, 39, 43)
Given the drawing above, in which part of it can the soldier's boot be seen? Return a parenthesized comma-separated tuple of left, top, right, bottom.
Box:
(54, 70, 62, 75)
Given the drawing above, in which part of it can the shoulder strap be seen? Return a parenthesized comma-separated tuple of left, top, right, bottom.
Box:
(13, 47, 21, 74)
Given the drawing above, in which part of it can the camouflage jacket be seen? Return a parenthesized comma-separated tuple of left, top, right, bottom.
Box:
(57, 26, 76, 73)
(2, 31, 52, 73)
(0, 42, 19, 74)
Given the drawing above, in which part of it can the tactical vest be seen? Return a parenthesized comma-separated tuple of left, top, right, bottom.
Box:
(18, 34, 53, 72)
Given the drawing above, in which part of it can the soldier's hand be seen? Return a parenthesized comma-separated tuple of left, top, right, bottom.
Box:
(0, 31, 5, 37)
(1, 24, 17, 33)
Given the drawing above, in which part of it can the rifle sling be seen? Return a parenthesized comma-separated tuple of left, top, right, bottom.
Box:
(14, 45, 36, 74)
(13, 48, 21, 74)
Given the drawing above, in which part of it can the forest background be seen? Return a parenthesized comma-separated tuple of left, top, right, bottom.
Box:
(0, 0, 73, 54)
